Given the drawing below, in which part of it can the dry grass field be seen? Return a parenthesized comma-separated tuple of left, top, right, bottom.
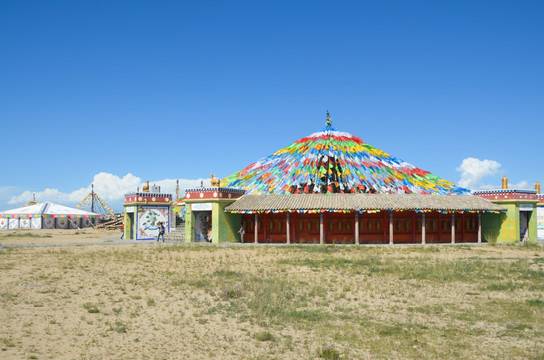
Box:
(1, 229, 543, 359)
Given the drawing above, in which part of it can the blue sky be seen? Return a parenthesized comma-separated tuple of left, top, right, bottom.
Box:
(1, 0, 543, 212)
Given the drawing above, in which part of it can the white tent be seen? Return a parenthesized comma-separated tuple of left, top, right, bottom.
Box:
(0, 202, 101, 230)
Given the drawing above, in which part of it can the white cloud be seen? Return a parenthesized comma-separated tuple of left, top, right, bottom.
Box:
(151, 178, 211, 196)
(456, 158, 502, 190)
(476, 180, 531, 191)
(90, 173, 142, 201)
(476, 183, 500, 190)
(7, 172, 211, 211)
(509, 180, 531, 190)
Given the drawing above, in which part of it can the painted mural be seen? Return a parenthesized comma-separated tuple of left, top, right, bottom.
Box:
(57, 218, 69, 229)
(194, 211, 212, 241)
(19, 218, 31, 228)
(43, 218, 55, 229)
(137, 206, 169, 240)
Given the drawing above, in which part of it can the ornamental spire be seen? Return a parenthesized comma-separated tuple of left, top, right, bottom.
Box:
(326, 110, 332, 126)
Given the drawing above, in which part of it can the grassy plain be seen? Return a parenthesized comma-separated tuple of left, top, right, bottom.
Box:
(0, 230, 543, 359)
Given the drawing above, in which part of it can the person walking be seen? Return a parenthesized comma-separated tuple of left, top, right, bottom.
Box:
(120, 223, 124, 239)
(157, 222, 165, 242)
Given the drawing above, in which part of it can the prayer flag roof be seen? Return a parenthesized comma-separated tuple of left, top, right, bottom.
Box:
(221, 116, 469, 195)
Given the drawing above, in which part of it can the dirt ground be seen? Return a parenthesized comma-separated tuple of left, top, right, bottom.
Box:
(0, 229, 543, 359)
(0, 228, 122, 246)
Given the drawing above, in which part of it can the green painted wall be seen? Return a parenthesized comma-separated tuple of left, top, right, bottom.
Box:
(528, 207, 538, 243)
(123, 206, 134, 240)
(183, 199, 241, 243)
(184, 205, 194, 243)
(497, 202, 519, 243)
(212, 201, 241, 243)
(481, 212, 507, 244)
(483, 200, 538, 244)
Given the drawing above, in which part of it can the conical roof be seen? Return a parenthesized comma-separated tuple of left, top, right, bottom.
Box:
(220, 115, 468, 195)
(0, 202, 100, 217)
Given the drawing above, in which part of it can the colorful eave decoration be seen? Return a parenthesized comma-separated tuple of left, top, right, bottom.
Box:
(220, 123, 469, 196)
(229, 209, 502, 215)
(0, 214, 103, 219)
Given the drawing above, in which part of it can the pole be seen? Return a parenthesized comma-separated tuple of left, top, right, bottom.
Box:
(478, 213, 482, 244)
(451, 213, 455, 244)
(389, 211, 394, 245)
(254, 213, 258, 244)
(422, 212, 426, 245)
(355, 211, 359, 245)
(320, 213, 324, 244)
(286, 213, 290, 244)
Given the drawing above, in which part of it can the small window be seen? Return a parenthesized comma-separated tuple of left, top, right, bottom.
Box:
(298, 221, 303, 232)
(346, 221, 352, 232)
(329, 220, 334, 232)
(396, 220, 403, 232)
(269, 221, 274, 232)
(308, 221, 313, 232)
(338, 221, 343, 232)
(368, 221, 373, 232)
(376, 220, 381, 231)
(405, 220, 411, 232)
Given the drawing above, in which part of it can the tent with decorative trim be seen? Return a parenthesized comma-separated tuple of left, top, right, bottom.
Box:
(0, 202, 102, 230)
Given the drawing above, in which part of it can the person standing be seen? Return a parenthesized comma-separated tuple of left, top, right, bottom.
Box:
(157, 222, 165, 242)
(238, 224, 245, 243)
(120, 223, 124, 239)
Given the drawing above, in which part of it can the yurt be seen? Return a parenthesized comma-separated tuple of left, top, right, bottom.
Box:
(0, 202, 102, 230)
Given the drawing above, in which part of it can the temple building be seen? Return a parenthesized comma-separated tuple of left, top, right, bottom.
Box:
(473, 177, 541, 243)
(181, 113, 513, 244)
(123, 182, 173, 240)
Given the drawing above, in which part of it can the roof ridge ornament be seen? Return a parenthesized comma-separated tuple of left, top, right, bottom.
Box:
(326, 110, 332, 126)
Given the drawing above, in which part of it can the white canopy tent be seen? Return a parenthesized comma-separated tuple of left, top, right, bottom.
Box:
(0, 202, 102, 230)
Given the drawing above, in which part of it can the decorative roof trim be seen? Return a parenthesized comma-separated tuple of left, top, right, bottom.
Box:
(224, 193, 506, 213)
(473, 189, 537, 194)
(185, 187, 246, 194)
(124, 192, 173, 197)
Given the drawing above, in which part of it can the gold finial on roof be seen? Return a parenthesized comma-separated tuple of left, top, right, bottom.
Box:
(326, 110, 332, 126)
(536, 182, 541, 194)
(501, 175, 508, 190)
(210, 174, 220, 187)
